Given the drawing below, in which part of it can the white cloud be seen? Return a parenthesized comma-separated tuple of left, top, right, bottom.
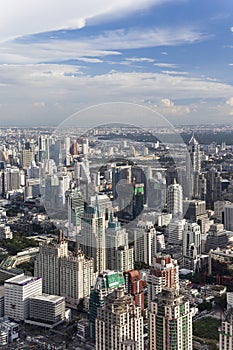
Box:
(0, 26, 206, 66)
(226, 97, 233, 106)
(161, 98, 174, 107)
(1, 66, 233, 125)
(125, 57, 155, 63)
(33, 101, 46, 108)
(154, 63, 179, 68)
(230, 27, 233, 33)
(0, 0, 173, 42)
(161, 70, 189, 75)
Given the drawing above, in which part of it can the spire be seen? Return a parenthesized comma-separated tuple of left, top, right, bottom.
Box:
(188, 131, 198, 145)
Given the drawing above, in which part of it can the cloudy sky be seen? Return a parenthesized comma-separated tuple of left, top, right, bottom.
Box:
(1, 0, 233, 127)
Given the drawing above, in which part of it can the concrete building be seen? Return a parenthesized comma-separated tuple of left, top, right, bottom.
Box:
(80, 201, 106, 274)
(124, 269, 145, 310)
(34, 235, 94, 307)
(167, 181, 183, 218)
(134, 221, 157, 266)
(150, 289, 192, 350)
(106, 217, 134, 273)
(224, 203, 233, 231)
(96, 288, 144, 350)
(89, 270, 125, 339)
(167, 218, 186, 245)
(182, 221, 201, 271)
(219, 308, 233, 350)
(26, 294, 65, 328)
(205, 224, 228, 253)
(147, 254, 179, 309)
(4, 274, 42, 321)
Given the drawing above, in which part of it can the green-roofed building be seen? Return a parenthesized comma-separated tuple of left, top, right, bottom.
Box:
(89, 270, 125, 339)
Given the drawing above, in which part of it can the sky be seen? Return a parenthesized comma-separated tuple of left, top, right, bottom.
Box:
(1, 0, 233, 127)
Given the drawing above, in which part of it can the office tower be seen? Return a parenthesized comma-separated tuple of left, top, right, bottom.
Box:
(22, 149, 34, 170)
(167, 181, 183, 218)
(182, 221, 201, 271)
(70, 140, 79, 157)
(224, 203, 233, 231)
(187, 133, 201, 198)
(206, 167, 222, 207)
(38, 135, 50, 161)
(3, 166, 25, 194)
(132, 183, 145, 219)
(147, 177, 166, 211)
(182, 221, 201, 255)
(124, 270, 145, 310)
(183, 199, 206, 221)
(134, 221, 157, 266)
(111, 163, 132, 203)
(96, 287, 144, 350)
(80, 201, 106, 273)
(167, 218, 186, 245)
(147, 254, 179, 309)
(150, 289, 192, 350)
(4, 274, 42, 321)
(106, 216, 134, 272)
(89, 270, 125, 339)
(27, 294, 65, 327)
(67, 186, 84, 230)
(219, 308, 233, 350)
(205, 223, 228, 253)
(188, 133, 201, 173)
(34, 234, 94, 306)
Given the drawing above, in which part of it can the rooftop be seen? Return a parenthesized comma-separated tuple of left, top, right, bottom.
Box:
(30, 294, 64, 303)
(5, 274, 41, 286)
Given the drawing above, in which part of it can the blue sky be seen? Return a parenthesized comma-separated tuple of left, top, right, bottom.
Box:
(1, 0, 233, 126)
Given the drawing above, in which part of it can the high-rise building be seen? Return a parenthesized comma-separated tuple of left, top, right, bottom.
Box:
(224, 203, 233, 231)
(182, 221, 201, 271)
(205, 223, 228, 253)
(96, 287, 144, 350)
(167, 218, 186, 245)
(124, 269, 145, 310)
(89, 270, 125, 339)
(4, 274, 42, 321)
(147, 254, 179, 309)
(34, 234, 94, 306)
(167, 181, 183, 218)
(106, 217, 134, 272)
(150, 289, 193, 350)
(187, 133, 201, 198)
(219, 308, 233, 350)
(67, 186, 84, 231)
(134, 221, 157, 266)
(80, 200, 106, 274)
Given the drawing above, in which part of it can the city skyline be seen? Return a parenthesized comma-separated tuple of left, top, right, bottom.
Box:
(1, 1, 233, 126)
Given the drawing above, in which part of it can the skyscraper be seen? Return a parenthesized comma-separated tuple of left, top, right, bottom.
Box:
(134, 221, 157, 266)
(147, 254, 179, 309)
(96, 287, 144, 350)
(187, 133, 201, 198)
(80, 200, 106, 273)
(89, 270, 125, 339)
(106, 216, 134, 272)
(150, 289, 193, 350)
(34, 234, 94, 307)
(219, 308, 233, 350)
(167, 181, 183, 218)
(124, 269, 145, 311)
(182, 221, 201, 271)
